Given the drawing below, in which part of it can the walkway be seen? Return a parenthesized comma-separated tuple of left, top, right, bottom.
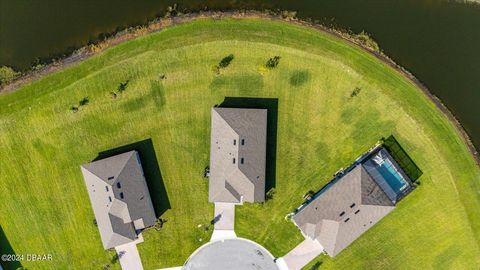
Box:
(279, 238, 324, 270)
(115, 241, 144, 270)
(210, 202, 237, 241)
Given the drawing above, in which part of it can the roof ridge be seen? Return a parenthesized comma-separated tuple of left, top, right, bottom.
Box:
(113, 151, 136, 183)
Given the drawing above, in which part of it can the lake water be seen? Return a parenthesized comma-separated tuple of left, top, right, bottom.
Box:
(1, 0, 479, 148)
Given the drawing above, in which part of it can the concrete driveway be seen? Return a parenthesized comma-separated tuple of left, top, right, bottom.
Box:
(280, 238, 323, 270)
(115, 242, 144, 270)
(211, 202, 237, 241)
(213, 202, 235, 230)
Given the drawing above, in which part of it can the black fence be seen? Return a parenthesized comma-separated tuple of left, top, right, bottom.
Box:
(383, 135, 423, 182)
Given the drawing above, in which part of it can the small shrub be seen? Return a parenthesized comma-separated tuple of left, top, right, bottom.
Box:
(154, 218, 167, 231)
(281, 10, 297, 20)
(117, 80, 130, 93)
(218, 54, 234, 69)
(354, 31, 380, 52)
(159, 74, 166, 80)
(110, 92, 117, 99)
(164, 3, 178, 18)
(266, 188, 276, 200)
(351, 87, 362, 97)
(79, 97, 89, 106)
(0, 66, 19, 85)
(309, 261, 323, 270)
(265, 56, 281, 69)
(303, 190, 315, 200)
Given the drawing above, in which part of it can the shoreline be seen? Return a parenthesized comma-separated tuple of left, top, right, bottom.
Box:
(0, 10, 478, 166)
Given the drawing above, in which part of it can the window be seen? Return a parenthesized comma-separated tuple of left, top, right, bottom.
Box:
(233, 139, 236, 145)
(233, 158, 236, 164)
(350, 203, 356, 208)
(355, 209, 360, 214)
(105, 186, 109, 192)
(241, 139, 245, 145)
(117, 182, 121, 189)
(344, 218, 350, 222)
(108, 196, 112, 202)
(108, 176, 114, 180)
(120, 192, 124, 199)
(339, 211, 345, 217)
(240, 158, 244, 164)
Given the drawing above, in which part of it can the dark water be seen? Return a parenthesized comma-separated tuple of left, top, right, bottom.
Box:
(1, 0, 479, 148)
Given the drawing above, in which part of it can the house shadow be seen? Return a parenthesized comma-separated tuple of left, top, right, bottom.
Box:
(0, 226, 22, 270)
(218, 97, 279, 195)
(94, 139, 171, 217)
(383, 135, 423, 182)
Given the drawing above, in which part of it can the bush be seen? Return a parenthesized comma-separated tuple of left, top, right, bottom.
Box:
(79, 97, 89, 106)
(218, 54, 234, 69)
(0, 66, 19, 85)
(265, 56, 281, 69)
(354, 31, 380, 52)
(266, 188, 276, 200)
(351, 87, 362, 97)
(117, 80, 130, 93)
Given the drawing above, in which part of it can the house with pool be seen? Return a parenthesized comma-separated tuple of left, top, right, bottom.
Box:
(292, 145, 414, 257)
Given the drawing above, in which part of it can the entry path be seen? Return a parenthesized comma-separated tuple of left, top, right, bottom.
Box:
(211, 202, 237, 241)
(279, 238, 324, 270)
(115, 241, 144, 270)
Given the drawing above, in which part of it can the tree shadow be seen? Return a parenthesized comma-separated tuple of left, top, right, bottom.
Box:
(218, 97, 279, 195)
(94, 139, 171, 217)
(383, 135, 423, 182)
(0, 226, 22, 270)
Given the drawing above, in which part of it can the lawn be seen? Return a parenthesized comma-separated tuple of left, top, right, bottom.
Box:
(0, 18, 479, 270)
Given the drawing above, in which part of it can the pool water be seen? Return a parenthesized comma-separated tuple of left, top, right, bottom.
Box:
(375, 159, 408, 193)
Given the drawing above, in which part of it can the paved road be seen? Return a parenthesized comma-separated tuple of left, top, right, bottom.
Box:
(184, 238, 278, 270)
(115, 242, 144, 270)
(281, 238, 324, 270)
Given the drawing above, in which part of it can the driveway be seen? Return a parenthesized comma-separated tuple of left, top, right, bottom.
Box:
(115, 242, 144, 270)
(213, 202, 235, 230)
(280, 238, 324, 270)
(211, 202, 237, 241)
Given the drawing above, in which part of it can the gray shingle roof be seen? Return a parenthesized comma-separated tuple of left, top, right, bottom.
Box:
(209, 108, 267, 203)
(292, 165, 395, 257)
(81, 151, 156, 249)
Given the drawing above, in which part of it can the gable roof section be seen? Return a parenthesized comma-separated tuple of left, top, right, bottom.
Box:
(292, 165, 395, 257)
(81, 151, 156, 249)
(209, 107, 267, 203)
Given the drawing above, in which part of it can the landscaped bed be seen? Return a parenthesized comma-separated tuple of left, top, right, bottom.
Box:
(0, 18, 479, 270)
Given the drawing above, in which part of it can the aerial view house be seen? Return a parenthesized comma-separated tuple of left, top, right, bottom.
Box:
(292, 146, 414, 257)
(209, 107, 267, 203)
(80, 151, 156, 249)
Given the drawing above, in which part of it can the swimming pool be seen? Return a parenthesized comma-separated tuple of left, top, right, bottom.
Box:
(374, 157, 409, 193)
(362, 148, 411, 202)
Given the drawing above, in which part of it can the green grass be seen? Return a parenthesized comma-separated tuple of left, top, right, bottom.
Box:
(0, 18, 479, 270)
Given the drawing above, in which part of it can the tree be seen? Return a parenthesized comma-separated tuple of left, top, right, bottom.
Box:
(0, 66, 19, 85)
(265, 56, 281, 69)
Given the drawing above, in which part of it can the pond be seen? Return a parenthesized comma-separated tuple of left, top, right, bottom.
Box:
(1, 0, 479, 148)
